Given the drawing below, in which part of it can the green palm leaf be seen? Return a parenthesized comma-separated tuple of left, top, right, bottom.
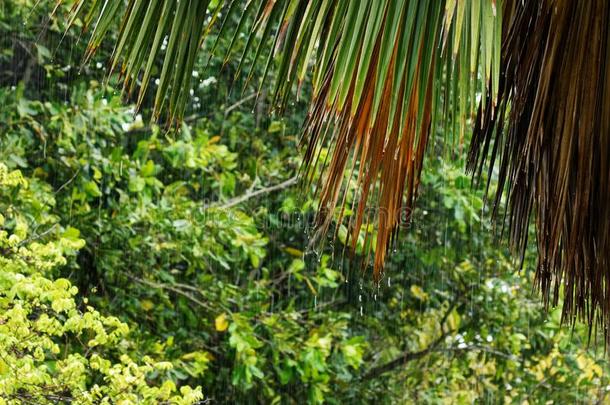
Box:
(71, 0, 610, 339)
(73, 0, 501, 280)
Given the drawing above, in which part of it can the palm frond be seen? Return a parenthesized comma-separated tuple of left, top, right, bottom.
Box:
(468, 0, 610, 338)
(74, 0, 218, 123)
(74, 0, 610, 338)
(233, 0, 502, 279)
(73, 0, 501, 279)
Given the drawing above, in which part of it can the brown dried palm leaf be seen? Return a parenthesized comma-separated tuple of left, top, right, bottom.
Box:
(468, 0, 610, 337)
(70, 0, 610, 337)
(238, 0, 502, 280)
(72, 0, 502, 280)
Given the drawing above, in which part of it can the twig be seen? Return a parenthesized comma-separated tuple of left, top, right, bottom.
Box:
(296, 299, 346, 314)
(204, 176, 298, 210)
(17, 224, 58, 247)
(128, 93, 258, 134)
(224, 93, 257, 117)
(439, 344, 519, 361)
(361, 300, 459, 380)
(54, 168, 81, 194)
(127, 275, 214, 311)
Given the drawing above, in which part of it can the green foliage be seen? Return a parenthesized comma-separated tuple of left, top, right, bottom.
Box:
(0, 163, 203, 404)
(0, 2, 609, 404)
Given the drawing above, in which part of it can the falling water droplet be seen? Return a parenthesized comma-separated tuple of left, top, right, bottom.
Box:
(360, 306, 363, 316)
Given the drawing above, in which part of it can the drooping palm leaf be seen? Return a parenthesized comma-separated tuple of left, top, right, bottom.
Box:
(71, 0, 501, 277)
(468, 0, 610, 338)
(71, 0, 502, 281)
(72, 0, 610, 339)
(280, 0, 501, 279)
(74, 0, 220, 123)
(228, 0, 502, 280)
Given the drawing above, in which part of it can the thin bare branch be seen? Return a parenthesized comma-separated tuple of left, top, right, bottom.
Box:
(204, 176, 297, 210)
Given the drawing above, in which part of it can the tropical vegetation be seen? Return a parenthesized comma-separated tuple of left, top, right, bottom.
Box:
(0, 0, 608, 403)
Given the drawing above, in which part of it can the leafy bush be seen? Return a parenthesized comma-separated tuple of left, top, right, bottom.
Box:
(0, 163, 203, 404)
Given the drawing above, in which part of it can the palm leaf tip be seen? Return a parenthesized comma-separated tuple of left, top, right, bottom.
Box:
(72, 0, 503, 280)
(74, 0, 610, 343)
(294, 0, 502, 280)
(469, 0, 610, 342)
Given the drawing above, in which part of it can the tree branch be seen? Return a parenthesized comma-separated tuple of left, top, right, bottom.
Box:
(204, 176, 298, 210)
(54, 168, 81, 194)
(127, 275, 215, 311)
(17, 224, 58, 247)
(361, 300, 459, 380)
(361, 330, 450, 381)
(224, 93, 257, 117)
